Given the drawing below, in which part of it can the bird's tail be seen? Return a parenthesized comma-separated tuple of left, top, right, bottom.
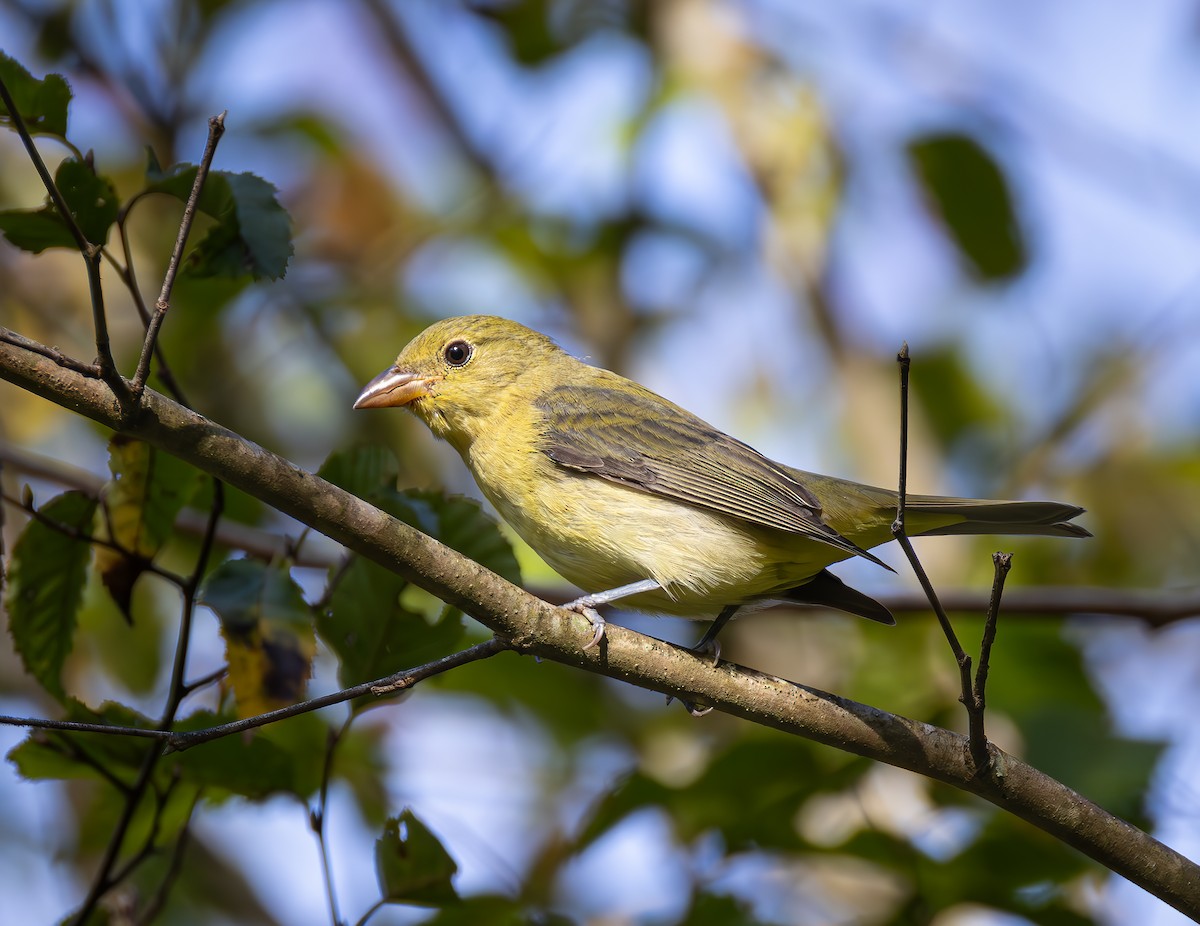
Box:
(904, 495, 1091, 538)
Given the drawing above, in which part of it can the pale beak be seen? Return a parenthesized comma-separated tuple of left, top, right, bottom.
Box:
(353, 367, 435, 409)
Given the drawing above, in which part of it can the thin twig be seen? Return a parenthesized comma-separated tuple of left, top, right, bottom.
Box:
(889, 344, 976, 719)
(71, 458, 225, 922)
(354, 898, 389, 926)
(0, 437, 338, 568)
(892, 342, 911, 534)
(0, 74, 91, 253)
(313, 720, 350, 926)
(50, 731, 136, 794)
(108, 771, 183, 885)
(136, 796, 197, 926)
(131, 111, 226, 399)
(180, 665, 228, 697)
(114, 212, 191, 406)
(1, 489, 187, 585)
(84, 231, 133, 409)
(0, 73, 133, 408)
(71, 732, 165, 923)
(0, 329, 100, 377)
(0, 638, 512, 748)
(169, 637, 510, 750)
(0, 716, 170, 740)
(969, 552, 1013, 770)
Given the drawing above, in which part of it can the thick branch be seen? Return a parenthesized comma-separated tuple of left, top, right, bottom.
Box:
(1, 330, 1198, 918)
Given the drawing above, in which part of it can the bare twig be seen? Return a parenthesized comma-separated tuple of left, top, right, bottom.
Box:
(0, 638, 512, 749)
(131, 111, 227, 399)
(313, 720, 350, 926)
(113, 211, 192, 406)
(0, 440, 339, 568)
(169, 637, 510, 750)
(969, 552, 1013, 769)
(71, 730, 165, 922)
(0, 73, 133, 408)
(0, 74, 91, 254)
(360, 0, 495, 182)
(0, 329, 101, 378)
(0, 489, 187, 585)
(71, 441, 225, 922)
(136, 796, 197, 926)
(889, 344, 976, 720)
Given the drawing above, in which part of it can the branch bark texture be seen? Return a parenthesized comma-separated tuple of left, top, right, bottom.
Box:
(1, 331, 1198, 919)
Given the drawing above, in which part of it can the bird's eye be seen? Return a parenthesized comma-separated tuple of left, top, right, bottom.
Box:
(443, 340, 472, 367)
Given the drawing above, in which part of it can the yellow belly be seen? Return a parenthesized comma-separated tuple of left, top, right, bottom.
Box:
(471, 446, 845, 618)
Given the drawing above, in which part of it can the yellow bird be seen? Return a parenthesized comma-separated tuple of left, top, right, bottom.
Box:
(355, 315, 1088, 651)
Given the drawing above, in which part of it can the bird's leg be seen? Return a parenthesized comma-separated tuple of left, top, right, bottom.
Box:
(561, 578, 663, 650)
(690, 604, 739, 666)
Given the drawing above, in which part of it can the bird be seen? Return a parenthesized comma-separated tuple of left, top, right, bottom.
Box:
(354, 315, 1088, 653)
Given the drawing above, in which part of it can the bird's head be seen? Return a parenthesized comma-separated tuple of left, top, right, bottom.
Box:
(354, 315, 566, 446)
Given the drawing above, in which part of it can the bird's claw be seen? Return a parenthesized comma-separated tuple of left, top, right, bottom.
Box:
(561, 596, 607, 650)
(690, 638, 722, 668)
(665, 693, 714, 717)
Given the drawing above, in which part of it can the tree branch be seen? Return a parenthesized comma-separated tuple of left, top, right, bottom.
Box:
(1, 330, 1198, 917)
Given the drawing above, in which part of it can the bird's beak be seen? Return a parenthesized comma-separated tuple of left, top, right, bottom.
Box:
(353, 367, 437, 409)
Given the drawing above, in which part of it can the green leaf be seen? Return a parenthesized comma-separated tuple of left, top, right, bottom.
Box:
(682, 892, 764, 926)
(145, 161, 293, 280)
(200, 559, 314, 717)
(0, 50, 71, 138)
(8, 700, 155, 782)
(375, 810, 459, 905)
(317, 445, 400, 498)
(907, 132, 1027, 282)
(54, 157, 119, 246)
(0, 207, 76, 252)
(173, 710, 327, 800)
(578, 735, 845, 853)
(318, 554, 465, 703)
(95, 437, 203, 619)
(478, 0, 560, 65)
(5, 491, 97, 699)
(0, 157, 119, 252)
(316, 487, 518, 701)
(316, 489, 518, 700)
(423, 896, 574, 926)
(378, 488, 522, 587)
(144, 160, 221, 215)
(222, 171, 293, 278)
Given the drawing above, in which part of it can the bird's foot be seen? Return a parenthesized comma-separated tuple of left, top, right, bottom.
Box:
(560, 579, 662, 651)
(688, 638, 722, 668)
(560, 595, 607, 650)
(665, 693, 714, 717)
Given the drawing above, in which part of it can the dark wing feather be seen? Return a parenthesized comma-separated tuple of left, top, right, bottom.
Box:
(536, 383, 888, 568)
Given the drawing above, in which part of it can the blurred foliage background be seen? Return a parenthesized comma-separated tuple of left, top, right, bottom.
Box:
(1, 1, 1198, 924)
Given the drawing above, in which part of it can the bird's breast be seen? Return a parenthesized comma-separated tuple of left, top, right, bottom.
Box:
(462, 429, 832, 617)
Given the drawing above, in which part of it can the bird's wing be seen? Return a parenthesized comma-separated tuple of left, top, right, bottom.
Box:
(535, 383, 888, 568)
